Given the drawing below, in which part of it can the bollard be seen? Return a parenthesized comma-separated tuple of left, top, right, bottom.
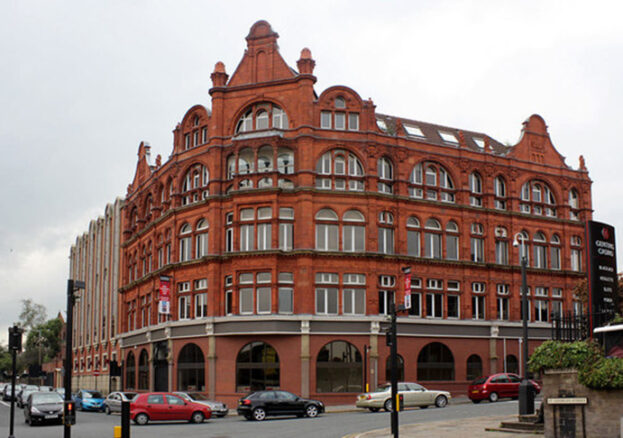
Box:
(121, 401, 130, 438)
(114, 426, 121, 438)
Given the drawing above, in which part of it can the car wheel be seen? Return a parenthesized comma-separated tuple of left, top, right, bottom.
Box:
(489, 392, 499, 403)
(191, 411, 205, 424)
(472, 399, 481, 404)
(384, 399, 392, 412)
(105, 406, 111, 415)
(435, 395, 448, 408)
(305, 404, 319, 418)
(134, 413, 149, 425)
(252, 407, 266, 421)
(368, 407, 380, 413)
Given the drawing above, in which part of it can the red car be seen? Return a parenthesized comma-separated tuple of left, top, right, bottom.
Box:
(468, 373, 541, 403)
(130, 392, 211, 425)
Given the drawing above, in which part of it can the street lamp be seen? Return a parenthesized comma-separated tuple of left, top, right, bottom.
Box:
(64, 279, 85, 438)
(512, 233, 535, 415)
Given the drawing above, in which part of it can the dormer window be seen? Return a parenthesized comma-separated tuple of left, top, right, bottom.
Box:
(335, 97, 346, 108)
(320, 96, 359, 131)
(235, 103, 288, 134)
(439, 131, 458, 145)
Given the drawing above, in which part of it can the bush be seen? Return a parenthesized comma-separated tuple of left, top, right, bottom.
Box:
(529, 340, 623, 390)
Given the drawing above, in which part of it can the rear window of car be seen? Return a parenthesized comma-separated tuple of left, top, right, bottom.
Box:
(471, 377, 487, 385)
(373, 384, 391, 392)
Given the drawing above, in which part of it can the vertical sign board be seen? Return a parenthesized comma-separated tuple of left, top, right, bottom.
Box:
(586, 220, 618, 332)
(403, 272, 412, 309)
(158, 276, 171, 314)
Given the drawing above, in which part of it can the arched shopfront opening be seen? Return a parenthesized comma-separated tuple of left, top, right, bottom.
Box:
(236, 341, 280, 392)
(385, 354, 404, 382)
(316, 340, 362, 393)
(125, 352, 136, 390)
(466, 354, 483, 381)
(417, 342, 455, 381)
(177, 343, 205, 391)
(138, 349, 149, 390)
(506, 354, 519, 375)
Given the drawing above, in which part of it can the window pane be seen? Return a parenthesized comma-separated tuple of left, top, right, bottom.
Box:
(240, 288, 253, 314)
(278, 288, 293, 313)
(257, 287, 271, 313)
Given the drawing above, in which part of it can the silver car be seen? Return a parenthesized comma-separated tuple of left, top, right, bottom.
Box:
(356, 382, 451, 412)
(104, 391, 137, 415)
(173, 392, 228, 417)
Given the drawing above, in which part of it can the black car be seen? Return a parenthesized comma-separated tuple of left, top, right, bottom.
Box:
(24, 391, 64, 425)
(237, 390, 324, 421)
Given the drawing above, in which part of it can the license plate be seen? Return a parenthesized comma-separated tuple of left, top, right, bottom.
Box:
(471, 390, 479, 393)
(44, 415, 58, 419)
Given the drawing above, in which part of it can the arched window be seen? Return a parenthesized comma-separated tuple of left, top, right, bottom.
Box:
(469, 172, 483, 207)
(417, 342, 454, 381)
(181, 164, 209, 205)
(407, 217, 421, 257)
(235, 103, 288, 134)
(410, 162, 455, 202)
(238, 148, 254, 175)
(424, 219, 442, 259)
(236, 341, 280, 392)
(335, 96, 346, 108)
(494, 176, 507, 210)
(550, 234, 561, 270)
(533, 231, 547, 269)
(315, 149, 364, 191)
(385, 354, 405, 382)
(377, 157, 394, 194)
(316, 341, 362, 393)
(343, 210, 365, 252)
(125, 352, 136, 390)
(179, 223, 192, 262)
(277, 147, 294, 174)
(446, 221, 459, 260)
(138, 349, 149, 390)
(569, 189, 580, 220)
(257, 146, 273, 172)
(315, 209, 339, 251)
(195, 219, 209, 258)
(520, 180, 557, 217)
(495, 227, 509, 265)
(226, 155, 236, 180)
(505, 354, 519, 375)
(466, 354, 483, 381)
(178, 343, 205, 391)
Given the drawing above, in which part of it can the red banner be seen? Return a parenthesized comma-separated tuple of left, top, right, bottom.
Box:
(159, 276, 171, 314)
(403, 272, 412, 309)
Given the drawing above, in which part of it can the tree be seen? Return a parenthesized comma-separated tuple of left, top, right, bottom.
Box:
(18, 299, 47, 333)
(25, 317, 63, 362)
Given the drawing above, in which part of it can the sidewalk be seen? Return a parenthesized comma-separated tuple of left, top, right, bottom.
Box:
(342, 414, 542, 438)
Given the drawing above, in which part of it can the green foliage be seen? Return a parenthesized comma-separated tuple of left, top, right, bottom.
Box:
(0, 346, 12, 376)
(18, 299, 47, 332)
(529, 340, 623, 390)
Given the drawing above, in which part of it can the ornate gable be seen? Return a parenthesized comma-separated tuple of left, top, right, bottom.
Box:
(507, 114, 568, 167)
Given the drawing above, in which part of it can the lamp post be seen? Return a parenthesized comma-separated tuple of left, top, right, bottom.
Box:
(64, 279, 85, 438)
(512, 233, 535, 415)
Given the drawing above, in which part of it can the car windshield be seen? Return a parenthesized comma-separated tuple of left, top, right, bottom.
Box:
(373, 384, 391, 392)
(188, 393, 208, 401)
(471, 377, 487, 385)
(123, 392, 137, 400)
(33, 393, 63, 403)
(83, 391, 103, 399)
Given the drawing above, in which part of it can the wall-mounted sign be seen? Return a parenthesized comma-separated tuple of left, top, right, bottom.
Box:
(586, 220, 618, 331)
(158, 276, 171, 314)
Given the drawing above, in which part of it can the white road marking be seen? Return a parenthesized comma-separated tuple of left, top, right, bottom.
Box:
(0, 401, 9, 407)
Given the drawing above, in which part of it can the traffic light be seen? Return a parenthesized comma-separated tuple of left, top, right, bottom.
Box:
(385, 328, 394, 346)
(397, 394, 404, 411)
(8, 326, 22, 352)
(64, 401, 76, 426)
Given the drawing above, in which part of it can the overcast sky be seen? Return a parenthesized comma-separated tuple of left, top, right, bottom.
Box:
(1, 1, 622, 344)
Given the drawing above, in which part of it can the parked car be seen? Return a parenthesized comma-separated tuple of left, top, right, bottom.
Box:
(3, 384, 18, 401)
(468, 373, 541, 403)
(104, 391, 137, 414)
(17, 386, 39, 408)
(356, 382, 451, 412)
(237, 390, 324, 421)
(39, 386, 54, 392)
(173, 392, 228, 418)
(130, 392, 212, 425)
(55, 388, 65, 397)
(23, 391, 64, 425)
(73, 389, 105, 411)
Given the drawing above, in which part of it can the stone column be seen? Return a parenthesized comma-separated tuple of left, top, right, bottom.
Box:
(206, 322, 216, 399)
(489, 325, 499, 374)
(370, 321, 380, 390)
(300, 319, 311, 398)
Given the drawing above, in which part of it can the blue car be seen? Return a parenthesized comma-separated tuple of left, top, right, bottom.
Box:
(73, 389, 106, 411)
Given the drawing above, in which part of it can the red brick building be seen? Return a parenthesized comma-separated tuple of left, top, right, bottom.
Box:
(117, 20, 590, 406)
